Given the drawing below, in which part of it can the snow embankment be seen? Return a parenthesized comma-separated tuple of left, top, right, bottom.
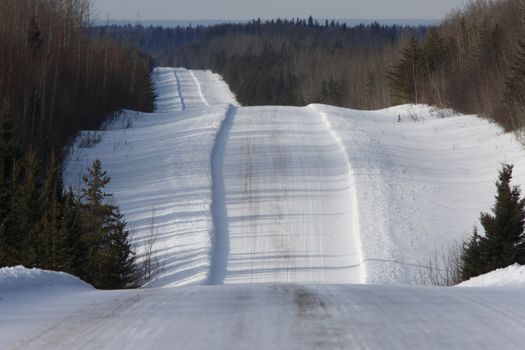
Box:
(459, 264, 525, 288)
(322, 104, 525, 284)
(64, 67, 238, 288)
(0, 266, 92, 291)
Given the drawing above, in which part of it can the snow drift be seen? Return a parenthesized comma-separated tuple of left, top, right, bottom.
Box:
(0, 266, 92, 291)
(459, 264, 525, 288)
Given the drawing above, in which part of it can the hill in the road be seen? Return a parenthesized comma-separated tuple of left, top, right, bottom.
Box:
(64, 67, 525, 287)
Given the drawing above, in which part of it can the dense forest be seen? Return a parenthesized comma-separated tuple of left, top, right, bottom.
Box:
(0, 0, 154, 288)
(94, 19, 427, 109)
(389, 0, 525, 131)
(96, 0, 525, 133)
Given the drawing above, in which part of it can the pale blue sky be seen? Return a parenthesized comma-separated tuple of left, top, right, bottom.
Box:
(93, 0, 467, 21)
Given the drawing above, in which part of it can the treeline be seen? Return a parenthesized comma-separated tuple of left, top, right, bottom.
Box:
(95, 19, 427, 109)
(98, 0, 525, 133)
(0, 0, 154, 163)
(0, 105, 135, 288)
(389, 0, 525, 131)
(0, 0, 155, 288)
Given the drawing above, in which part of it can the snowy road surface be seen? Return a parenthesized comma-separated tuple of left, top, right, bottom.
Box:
(4, 279, 525, 349)
(4, 67, 525, 349)
(219, 106, 363, 284)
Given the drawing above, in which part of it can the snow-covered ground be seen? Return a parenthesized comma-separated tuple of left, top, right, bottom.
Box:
(0, 266, 91, 291)
(324, 104, 525, 284)
(64, 68, 238, 287)
(64, 67, 525, 287)
(3, 266, 525, 349)
(3, 67, 525, 349)
(459, 264, 525, 288)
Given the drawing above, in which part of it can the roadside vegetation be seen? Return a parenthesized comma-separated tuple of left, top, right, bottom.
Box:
(94, 19, 426, 109)
(461, 164, 525, 282)
(0, 0, 155, 288)
(101, 0, 525, 133)
(389, 0, 525, 131)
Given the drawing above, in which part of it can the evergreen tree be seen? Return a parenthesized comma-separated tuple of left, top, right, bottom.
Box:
(388, 37, 423, 104)
(462, 163, 525, 280)
(460, 227, 484, 281)
(100, 207, 136, 289)
(39, 152, 68, 270)
(15, 148, 43, 267)
(479, 164, 525, 270)
(79, 159, 135, 289)
(422, 28, 448, 73)
(61, 189, 86, 276)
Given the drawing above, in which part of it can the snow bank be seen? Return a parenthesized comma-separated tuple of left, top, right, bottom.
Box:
(323, 104, 525, 284)
(458, 264, 525, 288)
(0, 266, 92, 291)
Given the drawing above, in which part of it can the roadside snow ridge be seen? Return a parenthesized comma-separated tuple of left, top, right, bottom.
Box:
(459, 264, 525, 288)
(0, 266, 92, 291)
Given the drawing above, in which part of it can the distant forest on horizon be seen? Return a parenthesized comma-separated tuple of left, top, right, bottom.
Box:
(95, 0, 525, 132)
(93, 18, 424, 109)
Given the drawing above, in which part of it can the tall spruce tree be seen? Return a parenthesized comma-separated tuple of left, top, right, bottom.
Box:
(388, 37, 423, 104)
(461, 164, 525, 280)
(39, 152, 68, 270)
(480, 164, 525, 270)
(61, 189, 86, 276)
(422, 28, 448, 73)
(80, 159, 135, 289)
(15, 148, 42, 267)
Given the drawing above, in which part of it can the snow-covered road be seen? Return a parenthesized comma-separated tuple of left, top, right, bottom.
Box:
(5, 67, 525, 349)
(66, 67, 525, 286)
(218, 106, 363, 284)
(5, 280, 525, 349)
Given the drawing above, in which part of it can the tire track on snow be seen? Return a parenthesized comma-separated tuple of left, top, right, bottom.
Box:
(309, 105, 366, 283)
(209, 105, 236, 284)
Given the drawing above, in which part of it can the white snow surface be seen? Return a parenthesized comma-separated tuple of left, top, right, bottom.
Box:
(0, 266, 91, 291)
(459, 263, 525, 288)
(64, 68, 238, 287)
(3, 283, 525, 349)
(64, 67, 525, 287)
(3, 66, 523, 349)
